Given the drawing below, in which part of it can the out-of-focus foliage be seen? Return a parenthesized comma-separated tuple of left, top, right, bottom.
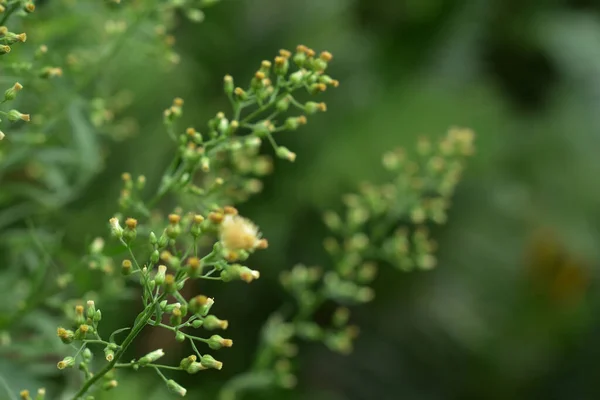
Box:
(3, 0, 600, 399)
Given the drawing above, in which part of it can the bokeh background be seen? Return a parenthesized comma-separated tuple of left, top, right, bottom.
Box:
(5, 0, 600, 398)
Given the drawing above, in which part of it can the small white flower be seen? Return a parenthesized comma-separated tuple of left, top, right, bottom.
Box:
(219, 215, 261, 251)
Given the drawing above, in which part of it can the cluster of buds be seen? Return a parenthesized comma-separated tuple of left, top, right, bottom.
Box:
(57, 207, 265, 396)
(152, 47, 338, 211)
(242, 129, 475, 393)
(0, 26, 27, 55)
(117, 172, 147, 212)
(0, 82, 29, 140)
(18, 388, 45, 400)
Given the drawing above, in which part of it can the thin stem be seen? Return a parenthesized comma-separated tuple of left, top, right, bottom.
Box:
(82, 339, 112, 347)
(0, 4, 19, 26)
(71, 294, 166, 399)
(153, 366, 169, 383)
(115, 363, 182, 372)
(157, 323, 209, 344)
(189, 337, 203, 359)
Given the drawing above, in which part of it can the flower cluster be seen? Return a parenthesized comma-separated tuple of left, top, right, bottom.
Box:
(54, 206, 266, 398)
(119, 45, 338, 216)
(219, 128, 475, 398)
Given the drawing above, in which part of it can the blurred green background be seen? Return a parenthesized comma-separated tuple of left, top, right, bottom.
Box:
(7, 0, 600, 398)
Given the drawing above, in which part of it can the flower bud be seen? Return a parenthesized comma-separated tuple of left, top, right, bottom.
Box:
(4, 82, 23, 101)
(186, 257, 202, 278)
(7, 109, 30, 122)
(189, 295, 214, 316)
(109, 218, 123, 239)
(138, 349, 165, 365)
(276, 146, 296, 162)
(20, 390, 31, 400)
(35, 388, 45, 400)
(192, 320, 203, 328)
(203, 315, 229, 330)
(289, 69, 305, 85)
(207, 334, 233, 350)
(304, 101, 326, 114)
(274, 55, 289, 75)
(123, 218, 137, 243)
(187, 362, 207, 374)
(121, 259, 132, 276)
(57, 327, 74, 344)
(284, 116, 307, 131)
(57, 356, 75, 370)
(170, 308, 182, 326)
(155, 265, 167, 285)
(82, 348, 93, 363)
(179, 355, 197, 370)
(162, 274, 177, 293)
(223, 75, 234, 95)
(200, 354, 223, 370)
(149, 231, 158, 245)
(175, 331, 185, 342)
(103, 380, 118, 391)
(104, 347, 115, 361)
(166, 380, 187, 397)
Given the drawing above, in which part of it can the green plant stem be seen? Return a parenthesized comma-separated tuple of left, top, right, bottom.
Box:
(0, 4, 19, 26)
(71, 294, 165, 400)
(156, 323, 209, 343)
(115, 363, 182, 371)
(82, 339, 112, 346)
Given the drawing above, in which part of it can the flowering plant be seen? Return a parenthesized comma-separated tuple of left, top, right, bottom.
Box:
(0, 2, 474, 399)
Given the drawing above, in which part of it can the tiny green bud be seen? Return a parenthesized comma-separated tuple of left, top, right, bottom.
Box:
(7, 109, 30, 122)
(191, 320, 203, 328)
(121, 259, 132, 276)
(86, 300, 96, 319)
(138, 349, 165, 365)
(200, 354, 223, 370)
(158, 231, 169, 247)
(203, 315, 229, 330)
(150, 249, 160, 264)
(170, 308, 183, 326)
(175, 331, 185, 342)
(82, 348, 93, 363)
(180, 355, 197, 370)
(223, 75, 234, 95)
(166, 380, 187, 397)
(34, 388, 45, 400)
(276, 97, 290, 112)
(189, 295, 214, 316)
(102, 380, 118, 391)
(57, 327, 74, 344)
(4, 82, 23, 101)
(104, 347, 115, 362)
(207, 334, 233, 350)
(163, 274, 177, 293)
(284, 115, 307, 131)
(155, 265, 167, 285)
(57, 356, 75, 370)
(276, 146, 297, 162)
(109, 218, 123, 239)
(149, 231, 158, 245)
(187, 362, 207, 374)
